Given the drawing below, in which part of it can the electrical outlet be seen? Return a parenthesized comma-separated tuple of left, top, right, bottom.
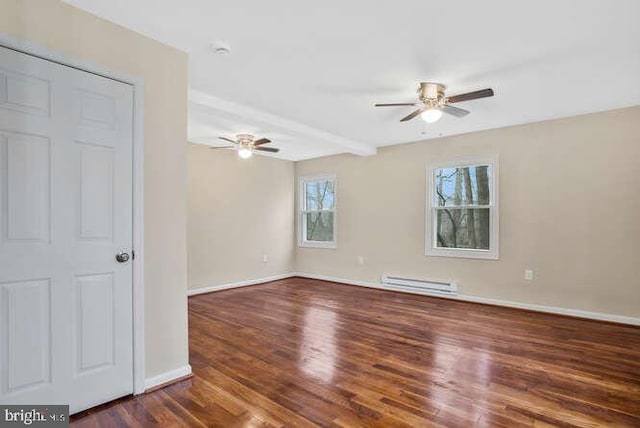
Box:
(263, 255, 268, 263)
(524, 269, 534, 281)
(357, 256, 365, 265)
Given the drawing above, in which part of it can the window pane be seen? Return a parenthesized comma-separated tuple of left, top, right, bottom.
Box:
(435, 165, 491, 206)
(305, 212, 334, 242)
(305, 180, 335, 210)
(436, 208, 490, 250)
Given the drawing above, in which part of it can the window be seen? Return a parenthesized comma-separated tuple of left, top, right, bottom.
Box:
(299, 174, 337, 248)
(426, 157, 498, 259)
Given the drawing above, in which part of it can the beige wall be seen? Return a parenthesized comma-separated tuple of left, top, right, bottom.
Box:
(188, 143, 294, 289)
(1, 1, 189, 378)
(295, 106, 640, 318)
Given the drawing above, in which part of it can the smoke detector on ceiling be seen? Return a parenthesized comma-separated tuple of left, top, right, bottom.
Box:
(211, 40, 231, 55)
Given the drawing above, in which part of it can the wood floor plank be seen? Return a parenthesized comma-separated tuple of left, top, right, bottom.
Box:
(72, 277, 640, 427)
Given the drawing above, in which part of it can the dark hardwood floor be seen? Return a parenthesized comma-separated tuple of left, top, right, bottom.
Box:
(72, 277, 640, 427)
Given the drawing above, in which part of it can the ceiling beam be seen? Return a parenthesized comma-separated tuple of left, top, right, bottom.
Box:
(189, 89, 377, 157)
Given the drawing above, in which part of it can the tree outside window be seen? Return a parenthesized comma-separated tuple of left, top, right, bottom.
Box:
(299, 175, 337, 248)
(427, 158, 498, 259)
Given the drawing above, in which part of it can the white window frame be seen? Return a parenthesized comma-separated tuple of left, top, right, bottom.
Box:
(298, 173, 337, 249)
(425, 156, 499, 260)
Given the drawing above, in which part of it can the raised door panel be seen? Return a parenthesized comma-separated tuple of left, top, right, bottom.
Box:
(74, 274, 114, 375)
(77, 143, 114, 241)
(1, 131, 50, 243)
(0, 279, 51, 394)
(0, 68, 50, 117)
(73, 89, 115, 131)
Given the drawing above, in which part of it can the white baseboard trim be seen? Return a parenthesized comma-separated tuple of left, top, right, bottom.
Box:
(294, 272, 378, 289)
(144, 364, 192, 391)
(188, 272, 295, 296)
(293, 272, 640, 326)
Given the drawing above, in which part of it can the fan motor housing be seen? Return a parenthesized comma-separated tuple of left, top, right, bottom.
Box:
(236, 133, 255, 145)
(419, 82, 446, 101)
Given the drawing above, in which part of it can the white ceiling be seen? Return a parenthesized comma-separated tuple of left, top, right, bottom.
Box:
(65, 0, 640, 161)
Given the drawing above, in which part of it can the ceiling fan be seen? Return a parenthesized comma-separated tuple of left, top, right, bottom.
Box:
(375, 82, 494, 123)
(212, 133, 280, 158)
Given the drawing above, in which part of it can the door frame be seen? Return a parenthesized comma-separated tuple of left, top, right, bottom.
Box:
(0, 33, 146, 395)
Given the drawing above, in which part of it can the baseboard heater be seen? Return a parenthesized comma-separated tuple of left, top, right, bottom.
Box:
(381, 275, 458, 295)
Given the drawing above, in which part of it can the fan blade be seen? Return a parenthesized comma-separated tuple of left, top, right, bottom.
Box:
(375, 103, 417, 107)
(447, 88, 494, 104)
(218, 136, 237, 144)
(254, 146, 280, 153)
(210, 146, 234, 149)
(254, 138, 271, 146)
(400, 108, 424, 122)
(441, 104, 470, 118)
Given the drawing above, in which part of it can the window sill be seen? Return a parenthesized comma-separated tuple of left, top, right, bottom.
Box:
(299, 241, 337, 250)
(425, 247, 499, 260)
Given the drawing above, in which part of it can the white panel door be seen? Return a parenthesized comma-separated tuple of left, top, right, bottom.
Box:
(0, 46, 134, 414)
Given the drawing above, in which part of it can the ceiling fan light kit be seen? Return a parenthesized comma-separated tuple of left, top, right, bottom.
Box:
(421, 108, 443, 123)
(375, 82, 494, 124)
(212, 133, 280, 158)
(237, 147, 253, 158)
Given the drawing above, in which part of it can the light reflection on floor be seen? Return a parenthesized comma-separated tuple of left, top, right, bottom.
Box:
(429, 338, 493, 421)
(299, 300, 338, 383)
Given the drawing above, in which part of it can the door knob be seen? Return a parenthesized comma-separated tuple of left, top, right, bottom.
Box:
(115, 252, 130, 263)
